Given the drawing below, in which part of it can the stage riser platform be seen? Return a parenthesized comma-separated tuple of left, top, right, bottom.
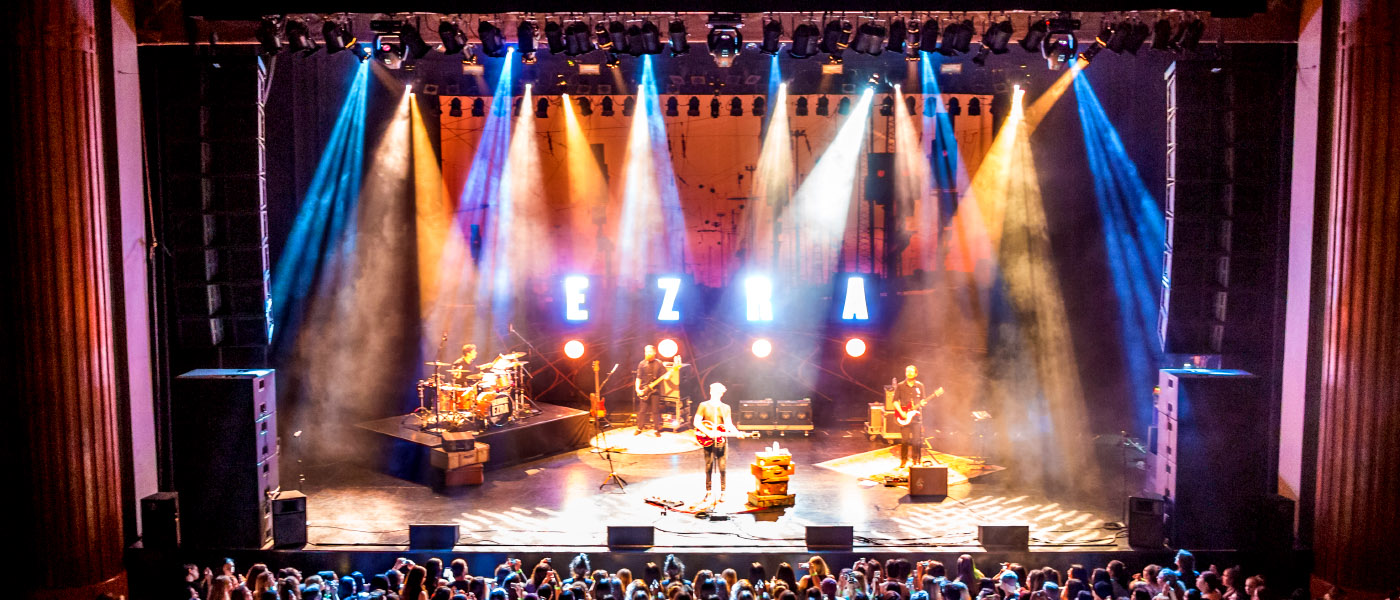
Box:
(355, 404, 592, 484)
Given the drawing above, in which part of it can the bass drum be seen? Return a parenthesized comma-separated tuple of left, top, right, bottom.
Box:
(473, 391, 512, 426)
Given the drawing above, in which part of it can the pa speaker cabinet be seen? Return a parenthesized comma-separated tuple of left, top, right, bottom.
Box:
(140, 492, 181, 549)
(805, 525, 853, 550)
(978, 523, 1029, 550)
(409, 524, 460, 549)
(909, 466, 949, 497)
(607, 525, 655, 549)
(272, 491, 307, 548)
(1152, 369, 1271, 549)
(1127, 496, 1166, 549)
(172, 369, 279, 548)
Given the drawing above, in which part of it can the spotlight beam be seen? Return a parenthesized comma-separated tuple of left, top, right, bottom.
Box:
(794, 88, 875, 242)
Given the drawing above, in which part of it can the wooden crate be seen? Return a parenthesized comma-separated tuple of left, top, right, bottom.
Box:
(751, 463, 794, 481)
(430, 442, 490, 470)
(755, 451, 792, 468)
(746, 491, 796, 508)
(756, 480, 789, 496)
(444, 463, 484, 486)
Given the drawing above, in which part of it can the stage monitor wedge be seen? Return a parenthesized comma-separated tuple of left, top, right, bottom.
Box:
(409, 524, 460, 549)
(806, 525, 853, 549)
(608, 525, 655, 548)
(978, 523, 1029, 550)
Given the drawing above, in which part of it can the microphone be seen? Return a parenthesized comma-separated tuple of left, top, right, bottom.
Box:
(509, 323, 515, 333)
(608, 364, 619, 375)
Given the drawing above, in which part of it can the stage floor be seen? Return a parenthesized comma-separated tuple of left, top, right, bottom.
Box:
(296, 426, 1130, 552)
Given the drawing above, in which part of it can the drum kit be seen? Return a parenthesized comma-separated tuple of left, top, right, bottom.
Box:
(417, 352, 533, 431)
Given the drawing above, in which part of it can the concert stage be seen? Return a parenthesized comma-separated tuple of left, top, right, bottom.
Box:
(301, 426, 1131, 551)
(354, 403, 593, 481)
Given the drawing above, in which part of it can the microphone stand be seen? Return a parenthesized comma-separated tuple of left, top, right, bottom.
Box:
(594, 361, 626, 491)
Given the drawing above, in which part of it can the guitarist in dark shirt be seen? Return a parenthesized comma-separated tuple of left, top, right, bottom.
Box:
(893, 365, 928, 468)
(634, 345, 666, 435)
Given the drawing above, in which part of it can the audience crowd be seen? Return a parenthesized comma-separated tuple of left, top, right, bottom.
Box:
(178, 550, 1297, 600)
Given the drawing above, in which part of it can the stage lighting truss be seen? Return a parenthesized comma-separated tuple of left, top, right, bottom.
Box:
(1040, 14, 1081, 71)
(518, 20, 539, 63)
(937, 18, 974, 55)
(374, 33, 404, 69)
(602, 21, 629, 55)
(902, 19, 921, 60)
(1019, 17, 1048, 53)
(400, 23, 431, 60)
(819, 19, 851, 62)
(544, 20, 566, 54)
(255, 15, 284, 54)
(439, 20, 468, 55)
(886, 18, 907, 55)
(918, 18, 940, 55)
(1174, 15, 1207, 52)
(759, 18, 783, 55)
(972, 17, 1013, 66)
(706, 13, 744, 68)
(627, 20, 664, 56)
(322, 18, 356, 54)
(789, 22, 820, 59)
(477, 21, 508, 57)
(851, 19, 887, 56)
(668, 20, 691, 55)
(564, 21, 594, 56)
(286, 18, 320, 55)
(1078, 21, 1110, 64)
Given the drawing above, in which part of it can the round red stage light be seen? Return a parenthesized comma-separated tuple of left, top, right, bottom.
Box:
(751, 338, 773, 358)
(564, 339, 586, 359)
(658, 338, 679, 358)
(845, 337, 867, 358)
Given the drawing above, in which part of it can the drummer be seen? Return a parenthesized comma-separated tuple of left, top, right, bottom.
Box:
(451, 344, 478, 385)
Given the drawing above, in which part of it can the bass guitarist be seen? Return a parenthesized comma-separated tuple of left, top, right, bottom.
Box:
(634, 345, 667, 435)
(893, 365, 932, 468)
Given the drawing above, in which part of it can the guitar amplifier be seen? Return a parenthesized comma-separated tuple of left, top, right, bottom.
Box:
(737, 399, 775, 430)
(868, 403, 885, 435)
(774, 398, 813, 431)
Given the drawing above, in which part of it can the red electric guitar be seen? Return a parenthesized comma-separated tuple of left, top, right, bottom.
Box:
(895, 386, 945, 426)
(694, 420, 757, 447)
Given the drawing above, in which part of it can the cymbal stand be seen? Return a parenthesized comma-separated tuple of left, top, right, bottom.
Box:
(593, 360, 626, 491)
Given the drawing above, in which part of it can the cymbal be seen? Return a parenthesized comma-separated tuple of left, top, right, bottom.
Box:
(424, 361, 453, 367)
(448, 368, 474, 373)
(498, 352, 526, 359)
